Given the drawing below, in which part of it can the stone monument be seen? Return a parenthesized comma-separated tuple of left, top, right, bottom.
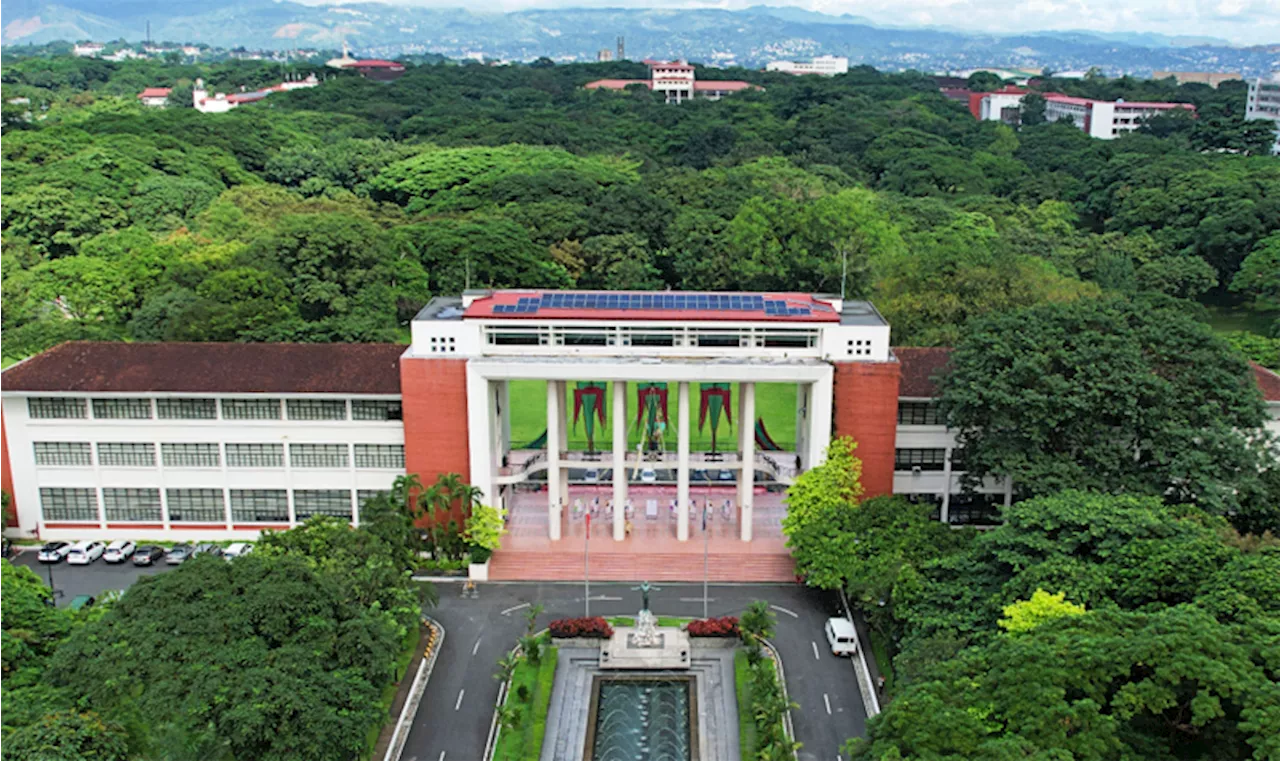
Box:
(599, 580, 690, 669)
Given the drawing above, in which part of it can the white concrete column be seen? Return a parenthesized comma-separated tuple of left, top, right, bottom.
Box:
(794, 382, 809, 472)
(546, 381, 562, 540)
(612, 381, 628, 541)
(940, 445, 953, 525)
(557, 381, 570, 505)
(808, 369, 834, 469)
(677, 381, 691, 541)
(1004, 476, 1014, 508)
(466, 366, 495, 516)
(499, 381, 511, 456)
(740, 381, 755, 542)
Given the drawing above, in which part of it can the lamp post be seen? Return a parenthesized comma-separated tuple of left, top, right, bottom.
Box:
(584, 513, 591, 617)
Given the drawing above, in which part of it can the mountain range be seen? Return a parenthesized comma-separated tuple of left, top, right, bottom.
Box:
(3, 0, 1278, 76)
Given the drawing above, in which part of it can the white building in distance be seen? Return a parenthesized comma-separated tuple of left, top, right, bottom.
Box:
(1246, 74, 1280, 154)
(766, 55, 849, 76)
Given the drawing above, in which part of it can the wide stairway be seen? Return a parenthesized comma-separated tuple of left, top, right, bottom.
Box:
(488, 549, 795, 582)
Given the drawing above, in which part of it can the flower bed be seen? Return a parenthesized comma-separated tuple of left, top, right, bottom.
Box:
(548, 616, 614, 639)
(686, 616, 739, 637)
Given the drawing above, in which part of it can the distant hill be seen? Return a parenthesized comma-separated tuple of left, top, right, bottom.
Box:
(2, 1, 1275, 76)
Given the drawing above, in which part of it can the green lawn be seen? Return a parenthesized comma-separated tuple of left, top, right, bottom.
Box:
(607, 616, 691, 628)
(493, 644, 559, 761)
(868, 630, 896, 698)
(734, 650, 757, 759)
(507, 380, 797, 451)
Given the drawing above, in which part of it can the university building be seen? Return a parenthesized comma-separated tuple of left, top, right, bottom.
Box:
(584, 61, 758, 103)
(4, 290, 1278, 581)
(975, 90, 1195, 138)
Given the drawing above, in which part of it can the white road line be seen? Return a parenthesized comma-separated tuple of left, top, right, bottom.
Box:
(824, 693, 832, 715)
(455, 689, 465, 711)
(438, 752, 446, 761)
(770, 605, 799, 618)
(472, 638, 482, 656)
(679, 597, 714, 603)
(812, 641, 820, 660)
(500, 603, 531, 616)
(592, 595, 623, 601)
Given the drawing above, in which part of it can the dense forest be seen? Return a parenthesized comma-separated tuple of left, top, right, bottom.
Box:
(1, 56, 1278, 368)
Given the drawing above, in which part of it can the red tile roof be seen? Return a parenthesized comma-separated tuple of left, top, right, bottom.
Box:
(693, 81, 757, 92)
(584, 79, 651, 90)
(1253, 363, 1280, 402)
(352, 59, 404, 69)
(894, 347, 953, 397)
(138, 87, 172, 98)
(2, 342, 405, 395)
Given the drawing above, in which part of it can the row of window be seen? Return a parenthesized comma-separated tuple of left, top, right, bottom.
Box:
(897, 402, 943, 426)
(33, 442, 405, 470)
(27, 397, 403, 422)
(39, 487, 390, 524)
(894, 448, 965, 472)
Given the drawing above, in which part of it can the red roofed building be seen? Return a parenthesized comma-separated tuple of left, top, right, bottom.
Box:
(137, 87, 172, 107)
(585, 60, 760, 103)
(350, 59, 406, 82)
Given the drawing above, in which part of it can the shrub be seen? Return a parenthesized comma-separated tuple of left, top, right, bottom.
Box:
(686, 616, 739, 637)
(547, 617, 614, 638)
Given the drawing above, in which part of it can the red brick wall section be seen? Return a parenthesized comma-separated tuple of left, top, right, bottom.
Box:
(400, 358, 471, 528)
(1, 415, 15, 527)
(832, 361, 901, 499)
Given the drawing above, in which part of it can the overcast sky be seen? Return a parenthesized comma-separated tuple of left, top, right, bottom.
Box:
(317, 0, 1280, 46)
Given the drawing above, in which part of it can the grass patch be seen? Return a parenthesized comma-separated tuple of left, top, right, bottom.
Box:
(493, 642, 559, 761)
(868, 630, 895, 698)
(508, 380, 798, 451)
(362, 623, 422, 759)
(734, 649, 757, 760)
(606, 616, 691, 628)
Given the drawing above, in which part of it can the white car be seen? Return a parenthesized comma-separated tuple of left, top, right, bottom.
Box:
(582, 469, 600, 483)
(102, 540, 136, 564)
(223, 542, 254, 559)
(640, 467, 657, 483)
(66, 541, 106, 565)
(825, 617, 859, 657)
(37, 541, 73, 563)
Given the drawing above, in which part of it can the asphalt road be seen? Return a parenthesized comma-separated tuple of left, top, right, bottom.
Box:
(7, 552, 870, 760)
(405, 581, 867, 761)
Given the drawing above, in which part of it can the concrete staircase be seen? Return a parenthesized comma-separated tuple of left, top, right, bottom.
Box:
(488, 550, 795, 582)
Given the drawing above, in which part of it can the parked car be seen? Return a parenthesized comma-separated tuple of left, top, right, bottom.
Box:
(69, 594, 96, 611)
(193, 543, 223, 558)
(716, 469, 736, 482)
(37, 541, 72, 563)
(102, 540, 136, 564)
(132, 545, 165, 566)
(223, 542, 253, 559)
(2, 537, 11, 558)
(66, 541, 105, 565)
(165, 544, 193, 565)
(582, 468, 600, 483)
(640, 467, 657, 483)
(824, 617, 859, 657)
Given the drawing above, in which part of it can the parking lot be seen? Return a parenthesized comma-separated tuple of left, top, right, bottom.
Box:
(10, 547, 175, 605)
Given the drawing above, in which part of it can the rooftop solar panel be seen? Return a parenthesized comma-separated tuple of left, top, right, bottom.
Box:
(487, 293, 824, 318)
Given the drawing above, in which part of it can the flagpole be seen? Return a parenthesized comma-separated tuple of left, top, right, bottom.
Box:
(702, 502, 709, 620)
(585, 513, 591, 617)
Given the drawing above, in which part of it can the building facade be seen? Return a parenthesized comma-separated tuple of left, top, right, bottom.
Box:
(584, 61, 758, 103)
(5, 291, 1279, 548)
(976, 91, 1195, 138)
(1246, 75, 1280, 154)
(137, 87, 172, 108)
(765, 56, 849, 76)
(1152, 71, 1241, 88)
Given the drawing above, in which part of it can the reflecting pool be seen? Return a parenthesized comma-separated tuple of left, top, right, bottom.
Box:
(590, 678, 692, 761)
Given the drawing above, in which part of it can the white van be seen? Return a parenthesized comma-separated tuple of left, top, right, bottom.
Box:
(824, 617, 859, 656)
(223, 542, 254, 560)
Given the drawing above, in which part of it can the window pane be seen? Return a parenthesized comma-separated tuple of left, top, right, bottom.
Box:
(357, 489, 390, 506)
(92, 398, 153, 419)
(354, 444, 404, 469)
(221, 399, 281, 420)
(98, 442, 157, 467)
(161, 443, 221, 468)
(156, 398, 217, 420)
(225, 443, 284, 468)
(166, 489, 226, 523)
(39, 488, 98, 521)
(294, 490, 352, 521)
(33, 442, 92, 467)
(286, 400, 347, 421)
(230, 489, 289, 522)
(290, 444, 349, 469)
(28, 398, 87, 419)
(894, 448, 947, 471)
(351, 400, 403, 421)
(103, 488, 162, 522)
(897, 402, 941, 426)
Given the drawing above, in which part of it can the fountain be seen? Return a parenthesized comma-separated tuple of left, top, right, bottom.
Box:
(600, 582, 691, 670)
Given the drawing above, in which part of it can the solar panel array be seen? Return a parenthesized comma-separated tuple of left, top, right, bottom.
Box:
(490, 293, 813, 316)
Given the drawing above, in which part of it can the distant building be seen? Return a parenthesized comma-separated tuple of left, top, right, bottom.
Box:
(104, 49, 147, 62)
(765, 55, 848, 76)
(1153, 71, 1242, 88)
(975, 90, 1194, 138)
(597, 49, 614, 62)
(584, 60, 759, 104)
(73, 42, 104, 57)
(1246, 74, 1280, 154)
(349, 59, 406, 81)
(181, 46, 202, 57)
(137, 87, 172, 107)
(193, 74, 319, 113)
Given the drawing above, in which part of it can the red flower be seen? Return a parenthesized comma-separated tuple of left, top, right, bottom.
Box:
(686, 616, 739, 637)
(548, 617, 614, 638)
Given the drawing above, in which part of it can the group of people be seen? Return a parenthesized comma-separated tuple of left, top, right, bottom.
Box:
(569, 496, 735, 533)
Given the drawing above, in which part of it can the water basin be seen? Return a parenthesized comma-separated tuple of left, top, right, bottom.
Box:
(585, 676, 696, 761)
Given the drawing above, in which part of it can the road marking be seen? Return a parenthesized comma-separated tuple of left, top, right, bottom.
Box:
(591, 595, 623, 601)
(455, 689, 465, 711)
(812, 641, 820, 660)
(770, 605, 799, 618)
(500, 603, 530, 616)
(438, 752, 446, 761)
(472, 638, 482, 656)
(824, 693, 832, 715)
(679, 597, 715, 603)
